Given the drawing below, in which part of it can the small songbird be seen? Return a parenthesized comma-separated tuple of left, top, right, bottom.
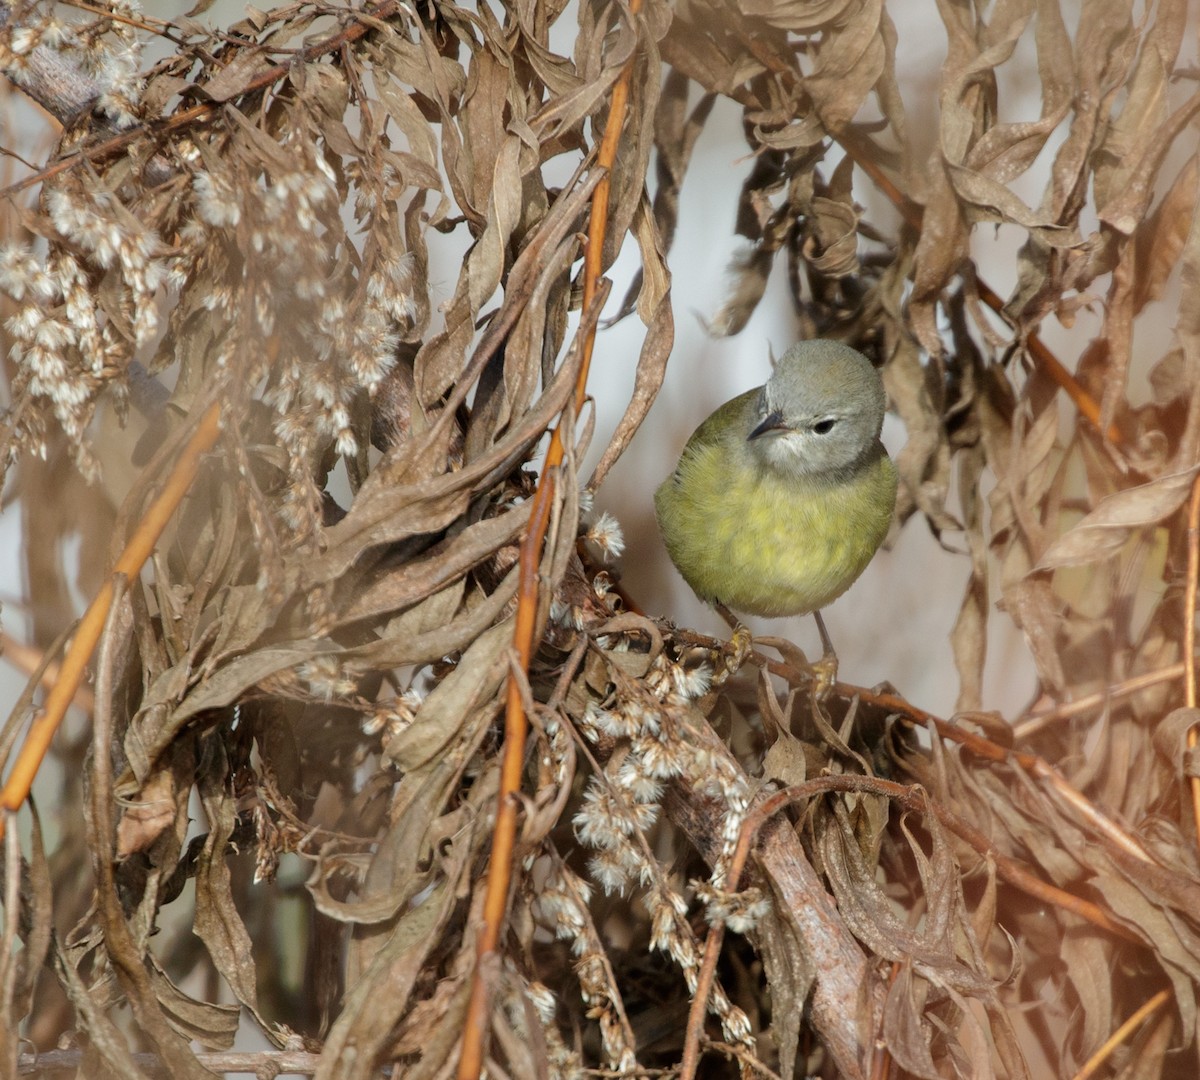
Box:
(654, 340, 897, 629)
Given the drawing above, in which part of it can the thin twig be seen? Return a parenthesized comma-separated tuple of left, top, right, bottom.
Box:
(1070, 989, 1171, 1080)
(869, 962, 902, 1080)
(701, 1038, 784, 1080)
(58, 0, 173, 34)
(0, 808, 20, 1040)
(678, 900, 722, 1080)
(1012, 662, 1187, 740)
(16, 1048, 330, 1076)
(672, 626, 1187, 748)
(455, 5, 644, 1076)
(0, 403, 221, 838)
(0, 631, 95, 715)
(580, 1068, 672, 1078)
(84, 573, 220, 1080)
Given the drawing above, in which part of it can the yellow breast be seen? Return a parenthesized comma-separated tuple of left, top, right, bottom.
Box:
(654, 436, 896, 618)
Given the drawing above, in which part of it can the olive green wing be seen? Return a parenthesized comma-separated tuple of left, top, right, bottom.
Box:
(662, 388, 759, 485)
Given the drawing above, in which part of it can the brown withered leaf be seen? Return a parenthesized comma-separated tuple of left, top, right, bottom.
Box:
(193, 735, 284, 1044)
(382, 619, 510, 772)
(590, 236, 675, 488)
(762, 730, 809, 788)
(803, 156, 861, 277)
(337, 510, 523, 625)
(738, 0, 859, 31)
(706, 244, 777, 338)
(1035, 464, 1200, 570)
(1092, 0, 1188, 226)
(1153, 707, 1200, 778)
(0, 804, 51, 1062)
(1133, 153, 1199, 312)
(146, 956, 240, 1050)
(193, 48, 275, 102)
(131, 643, 328, 769)
(52, 936, 155, 1079)
(115, 768, 177, 858)
(314, 816, 477, 1080)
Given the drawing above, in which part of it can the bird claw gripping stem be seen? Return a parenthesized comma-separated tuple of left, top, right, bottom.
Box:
(808, 651, 839, 703)
(711, 624, 754, 689)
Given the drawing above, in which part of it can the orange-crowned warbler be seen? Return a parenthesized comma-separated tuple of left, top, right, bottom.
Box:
(654, 340, 896, 634)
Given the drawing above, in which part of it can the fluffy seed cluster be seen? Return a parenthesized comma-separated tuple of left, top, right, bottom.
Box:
(536, 855, 636, 1073)
(251, 800, 281, 886)
(582, 510, 625, 561)
(294, 655, 361, 702)
(1, 182, 167, 474)
(177, 137, 417, 536)
(1, 46, 421, 536)
(364, 687, 425, 758)
(692, 880, 772, 936)
(498, 966, 583, 1080)
(571, 647, 754, 1049)
(537, 711, 575, 798)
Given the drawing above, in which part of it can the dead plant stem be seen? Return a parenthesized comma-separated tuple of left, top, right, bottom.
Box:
(0, 403, 221, 838)
(455, 5, 644, 1076)
(1013, 662, 1188, 740)
(680, 773, 1141, 1080)
(1071, 989, 1171, 1080)
(0, 631, 95, 716)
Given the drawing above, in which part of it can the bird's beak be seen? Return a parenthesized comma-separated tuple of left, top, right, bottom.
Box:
(748, 410, 789, 440)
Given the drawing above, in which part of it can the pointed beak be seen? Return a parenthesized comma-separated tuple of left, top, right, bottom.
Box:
(748, 410, 789, 440)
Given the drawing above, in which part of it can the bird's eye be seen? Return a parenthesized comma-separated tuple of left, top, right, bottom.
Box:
(813, 418, 837, 435)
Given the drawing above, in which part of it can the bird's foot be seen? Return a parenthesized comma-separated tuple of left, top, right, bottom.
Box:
(711, 623, 754, 689)
(809, 611, 839, 702)
(809, 650, 838, 702)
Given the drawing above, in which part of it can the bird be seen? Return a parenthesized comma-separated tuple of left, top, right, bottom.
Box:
(654, 339, 897, 661)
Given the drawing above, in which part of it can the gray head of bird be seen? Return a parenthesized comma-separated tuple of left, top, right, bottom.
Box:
(747, 340, 888, 479)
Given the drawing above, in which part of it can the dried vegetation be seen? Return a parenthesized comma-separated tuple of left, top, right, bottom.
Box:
(1, 0, 1200, 1078)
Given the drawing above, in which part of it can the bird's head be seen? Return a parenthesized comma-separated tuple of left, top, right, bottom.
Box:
(747, 340, 888, 478)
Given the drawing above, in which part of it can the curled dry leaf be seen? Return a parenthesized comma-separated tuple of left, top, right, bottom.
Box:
(1035, 465, 1200, 571)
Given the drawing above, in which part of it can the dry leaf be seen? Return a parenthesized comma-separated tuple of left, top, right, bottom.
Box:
(1035, 465, 1200, 570)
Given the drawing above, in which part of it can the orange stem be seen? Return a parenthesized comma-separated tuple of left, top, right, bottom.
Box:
(454, 5, 644, 1077)
(1071, 989, 1171, 1080)
(0, 403, 221, 838)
